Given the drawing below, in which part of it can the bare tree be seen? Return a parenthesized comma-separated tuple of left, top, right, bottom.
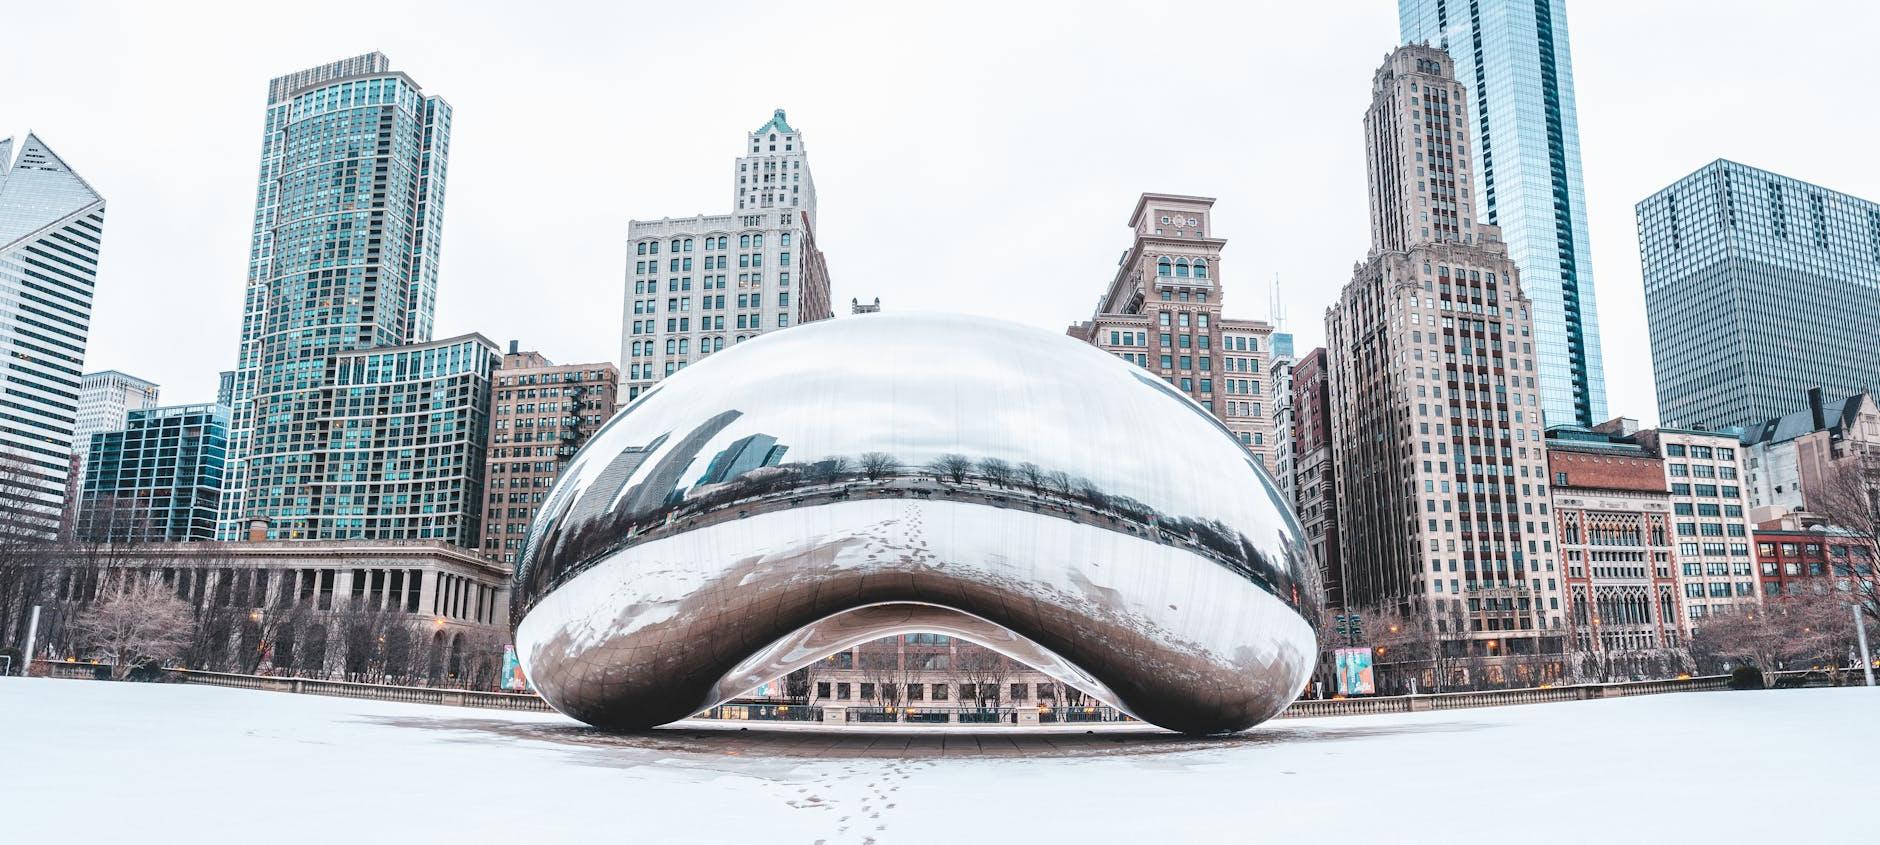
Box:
(857, 637, 907, 710)
(1807, 462, 1880, 622)
(954, 644, 1010, 708)
(858, 452, 897, 481)
(70, 572, 195, 680)
(1692, 593, 1840, 687)
(1016, 461, 1046, 493)
(975, 458, 1015, 488)
(927, 454, 973, 484)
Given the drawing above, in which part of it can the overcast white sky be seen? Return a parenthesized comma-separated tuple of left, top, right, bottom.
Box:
(8, 1, 1876, 424)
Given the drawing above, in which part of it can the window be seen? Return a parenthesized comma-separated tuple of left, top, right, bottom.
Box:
(1157, 258, 1172, 277)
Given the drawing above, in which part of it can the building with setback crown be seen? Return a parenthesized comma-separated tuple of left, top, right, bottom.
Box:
(1328, 46, 1563, 683)
(1065, 194, 1278, 467)
(1400, 0, 1608, 428)
(1638, 161, 1880, 431)
(481, 343, 619, 565)
(0, 134, 106, 536)
(219, 53, 453, 540)
(621, 110, 833, 403)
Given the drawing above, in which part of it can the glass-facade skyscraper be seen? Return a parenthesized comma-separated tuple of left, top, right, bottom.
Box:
(1400, 0, 1608, 427)
(1638, 160, 1880, 431)
(220, 53, 455, 540)
(81, 404, 229, 542)
(0, 134, 105, 536)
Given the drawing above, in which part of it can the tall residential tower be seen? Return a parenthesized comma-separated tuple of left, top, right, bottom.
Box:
(0, 134, 105, 535)
(219, 53, 460, 541)
(1638, 161, 1880, 431)
(1328, 46, 1563, 681)
(1401, 0, 1608, 427)
(621, 110, 833, 402)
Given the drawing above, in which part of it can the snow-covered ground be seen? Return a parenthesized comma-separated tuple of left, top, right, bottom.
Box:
(3, 678, 1873, 844)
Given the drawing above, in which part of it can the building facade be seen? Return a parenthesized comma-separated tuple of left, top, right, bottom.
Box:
(1743, 389, 1880, 518)
(1638, 161, 1880, 431)
(1611, 423, 1760, 628)
(1544, 433, 1686, 671)
(621, 110, 833, 403)
(1292, 347, 1343, 610)
(1269, 340, 1298, 506)
(72, 371, 161, 452)
(481, 344, 619, 565)
(1753, 514, 1877, 600)
(306, 334, 498, 546)
(1065, 194, 1278, 466)
(1328, 47, 1564, 673)
(0, 134, 106, 535)
(79, 403, 228, 542)
(1401, 0, 1609, 428)
(220, 53, 453, 539)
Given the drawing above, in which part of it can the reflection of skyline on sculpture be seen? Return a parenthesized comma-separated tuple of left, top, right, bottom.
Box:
(512, 314, 1321, 736)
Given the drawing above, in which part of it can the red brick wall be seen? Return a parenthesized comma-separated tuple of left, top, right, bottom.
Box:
(1548, 450, 1665, 493)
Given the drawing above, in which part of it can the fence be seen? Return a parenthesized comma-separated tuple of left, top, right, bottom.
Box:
(26, 660, 1793, 725)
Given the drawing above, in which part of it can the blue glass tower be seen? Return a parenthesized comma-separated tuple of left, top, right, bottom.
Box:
(1400, 0, 1608, 427)
(220, 53, 453, 539)
(80, 404, 229, 542)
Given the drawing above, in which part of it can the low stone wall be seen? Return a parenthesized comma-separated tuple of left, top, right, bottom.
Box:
(29, 660, 1759, 724)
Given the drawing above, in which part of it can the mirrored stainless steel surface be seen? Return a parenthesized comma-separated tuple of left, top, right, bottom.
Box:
(512, 313, 1321, 734)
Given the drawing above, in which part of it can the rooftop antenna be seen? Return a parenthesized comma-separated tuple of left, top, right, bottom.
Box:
(1269, 273, 1288, 330)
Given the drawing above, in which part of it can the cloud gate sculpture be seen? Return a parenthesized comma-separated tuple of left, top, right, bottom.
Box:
(511, 313, 1321, 735)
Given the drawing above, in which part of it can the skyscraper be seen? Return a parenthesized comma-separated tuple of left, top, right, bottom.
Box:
(1327, 46, 1563, 680)
(621, 110, 833, 402)
(1401, 0, 1608, 427)
(0, 134, 105, 535)
(1065, 194, 1278, 466)
(220, 53, 453, 539)
(64, 371, 161, 534)
(1638, 161, 1880, 431)
(80, 403, 228, 543)
(72, 371, 161, 452)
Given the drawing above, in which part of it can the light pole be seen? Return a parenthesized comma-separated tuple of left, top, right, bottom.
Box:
(1855, 605, 1875, 688)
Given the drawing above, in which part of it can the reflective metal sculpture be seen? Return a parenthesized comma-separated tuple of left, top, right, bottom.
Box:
(512, 313, 1321, 734)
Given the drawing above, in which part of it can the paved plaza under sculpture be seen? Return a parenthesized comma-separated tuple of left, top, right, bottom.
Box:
(511, 314, 1322, 735)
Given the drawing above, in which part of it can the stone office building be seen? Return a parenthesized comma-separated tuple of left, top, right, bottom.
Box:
(621, 110, 834, 403)
(1065, 193, 1279, 467)
(1327, 46, 1564, 676)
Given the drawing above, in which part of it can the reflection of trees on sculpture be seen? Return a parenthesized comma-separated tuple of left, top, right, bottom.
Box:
(520, 442, 1302, 623)
(857, 638, 907, 708)
(859, 452, 896, 481)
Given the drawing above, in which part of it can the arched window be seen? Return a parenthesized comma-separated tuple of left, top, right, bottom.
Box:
(713, 337, 725, 351)
(718, 236, 729, 249)
(678, 339, 689, 354)
(665, 339, 676, 354)
(1194, 259, 1209, 279)
(740, 234, 751, 248)
(1157, 258, 1172, 277)
(1175, 259, 1190, 278)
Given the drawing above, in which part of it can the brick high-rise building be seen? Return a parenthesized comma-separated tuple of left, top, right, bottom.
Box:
(481, 343, 619, 565)
(1327, 46, 1564, 679)
(1066, 193, 1278, 466)
(621, 110, 833, 403)
(1291, 348, 1343, 610)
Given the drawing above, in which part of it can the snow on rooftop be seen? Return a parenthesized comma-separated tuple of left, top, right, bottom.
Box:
(2, 678, 1873, 843)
